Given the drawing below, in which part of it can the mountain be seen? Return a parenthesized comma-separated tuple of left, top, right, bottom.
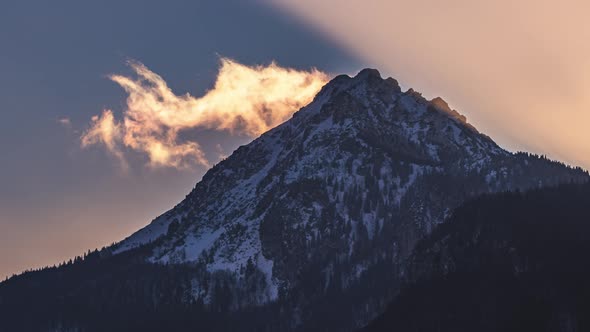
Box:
(0, 69, 587, 332)
(363, 182, 590, 332)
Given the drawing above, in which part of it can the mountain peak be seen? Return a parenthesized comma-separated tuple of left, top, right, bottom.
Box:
(355, 68, 382, 80)
(106, 66, 587, 329)
(316, 68, 401, 102)
(353, 68, 401, 93)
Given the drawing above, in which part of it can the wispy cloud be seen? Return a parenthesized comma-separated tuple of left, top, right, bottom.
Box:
(57, 117, 71, 127)
(81, 58, 329, 169)
(81, 110, 128, 171)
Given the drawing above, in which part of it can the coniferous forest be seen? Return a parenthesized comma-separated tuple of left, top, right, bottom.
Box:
(364, 182, 590, 331)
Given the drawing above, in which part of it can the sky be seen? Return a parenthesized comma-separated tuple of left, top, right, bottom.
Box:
(0, 0, 361, 279)
(1, 0, 589, 279)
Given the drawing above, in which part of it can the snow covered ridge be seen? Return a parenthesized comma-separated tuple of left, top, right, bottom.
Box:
(111, 68, 588, 313)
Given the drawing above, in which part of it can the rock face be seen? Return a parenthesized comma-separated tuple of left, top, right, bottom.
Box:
(1, 69, 587, 332)
(110, 69, 587, 328)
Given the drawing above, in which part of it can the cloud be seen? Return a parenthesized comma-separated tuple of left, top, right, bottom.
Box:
(81, 58, 329, 169)
(81, 110, 128, 170)
(57, 117, 71, 127)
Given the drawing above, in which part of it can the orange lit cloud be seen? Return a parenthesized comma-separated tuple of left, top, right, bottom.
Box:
(82, 58, 329, 169)
(81, 110, 128, 170)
